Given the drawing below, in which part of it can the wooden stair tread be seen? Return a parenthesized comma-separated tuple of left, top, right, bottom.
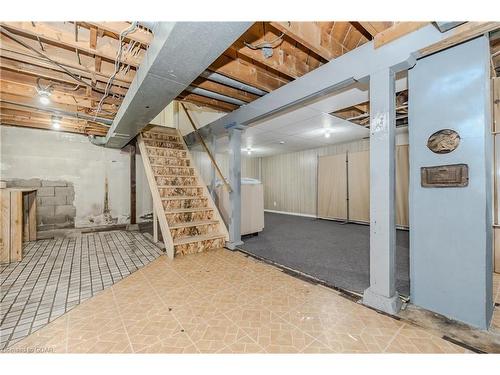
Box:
(147, 155, 190, 160)
(166, 207, 213, 213)
(173, 233, 226, 246)
(150, 164, 193, 168)
(145, 142, 184, 148)
(146, 145, 186, 151)
(143, 128, 178, 135)
(158, 185, 203, 188)
(169, 220, 219, 229)
(154, 174, 197, 178)
(162, 196, 207, 200)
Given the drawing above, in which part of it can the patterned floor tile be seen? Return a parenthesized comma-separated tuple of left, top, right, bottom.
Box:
(384, 324, 471, 353)
(5, 248, 488, 353)
(0, 231, 163, 350)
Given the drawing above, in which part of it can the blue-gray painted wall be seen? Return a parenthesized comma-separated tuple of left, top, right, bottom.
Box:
(409, 36, 493, 329)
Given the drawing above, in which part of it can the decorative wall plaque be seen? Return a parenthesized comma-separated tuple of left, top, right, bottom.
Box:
(427, 129, 460, 154)
(421, 164, 468, 188)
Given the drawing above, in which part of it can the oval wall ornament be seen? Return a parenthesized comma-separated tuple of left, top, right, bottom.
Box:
(427, 129, 461, 154)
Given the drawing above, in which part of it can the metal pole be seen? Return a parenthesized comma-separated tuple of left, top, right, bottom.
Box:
(130, 141, 137, 225)
(226, 126, 244, 250)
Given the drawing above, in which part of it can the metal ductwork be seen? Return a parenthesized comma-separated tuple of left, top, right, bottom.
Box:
(97, 22, 252, 149)
(185, 86, 247, 106)
(433, 22, 466, 33)
(199, 70, 268, 96)
(137, 21, 159, 34)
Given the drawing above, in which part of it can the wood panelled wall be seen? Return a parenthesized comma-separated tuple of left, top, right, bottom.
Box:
(190, 151, 260, 186)
(262, 139, 370, 216)
(261, 135, 409, 218)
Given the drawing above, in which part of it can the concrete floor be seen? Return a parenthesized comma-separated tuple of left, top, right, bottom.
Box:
(240, 212, 410, 295)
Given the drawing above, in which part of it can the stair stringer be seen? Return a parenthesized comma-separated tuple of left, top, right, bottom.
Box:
(137, 134, 175, 258)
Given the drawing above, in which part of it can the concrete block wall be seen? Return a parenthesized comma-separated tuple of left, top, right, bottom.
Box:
(6, 178, 76, 230)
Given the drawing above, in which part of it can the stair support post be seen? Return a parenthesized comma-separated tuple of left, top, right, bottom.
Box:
(226, 126, 244, 250)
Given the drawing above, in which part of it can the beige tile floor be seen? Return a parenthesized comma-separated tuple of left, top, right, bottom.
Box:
(4, 249, 494, 354)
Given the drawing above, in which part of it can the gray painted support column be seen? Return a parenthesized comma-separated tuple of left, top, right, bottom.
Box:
(209, 133, 217, 201)
(362, 67, 402, 314)
(226, 127, 244, 250)
(409, 37, 493, 329)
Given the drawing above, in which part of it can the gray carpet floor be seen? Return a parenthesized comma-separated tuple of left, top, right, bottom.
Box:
(240, 212, 410, 296)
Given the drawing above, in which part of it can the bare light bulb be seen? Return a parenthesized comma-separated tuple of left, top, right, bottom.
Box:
(39, 94, 50, 105)
(324, 129, 331, 138)
(52, 120, 61, 129)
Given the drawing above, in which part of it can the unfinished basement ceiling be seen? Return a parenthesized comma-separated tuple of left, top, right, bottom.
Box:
(0, 21, 396, 137)
(0, 22, 154, 136)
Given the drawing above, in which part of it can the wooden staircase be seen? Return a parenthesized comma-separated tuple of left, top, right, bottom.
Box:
(138, 126, 229, 258)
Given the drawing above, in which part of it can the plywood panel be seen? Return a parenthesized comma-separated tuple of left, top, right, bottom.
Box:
(28, 192, 37, 240)
(396, 145, 410, 227)
(10, 191, 23, 262)
(0, 190, 9, 264)
(317, 153, 347, 220)
(347, 150, 370, 222)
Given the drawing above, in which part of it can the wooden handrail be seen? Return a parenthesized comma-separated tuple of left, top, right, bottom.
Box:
(180, 103, 232, 193)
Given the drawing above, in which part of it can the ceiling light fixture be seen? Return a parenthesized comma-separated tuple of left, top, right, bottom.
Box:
(246, 146, 252, 155)
(38, 90, 51, 105)
(324, 129, 331, 138)
(36, 78, 53, 106)
(52, 116, 61, 130)
(279, 140, 285, 144)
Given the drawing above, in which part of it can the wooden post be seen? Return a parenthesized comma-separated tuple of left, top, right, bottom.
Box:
(28, 191, 37, 241)
(0, 190, 10, 264)
(11, 191, 23, 262)
(153, 208, 158, 243)
(130, 141, 137, 225)
(23, 193, 29, 242)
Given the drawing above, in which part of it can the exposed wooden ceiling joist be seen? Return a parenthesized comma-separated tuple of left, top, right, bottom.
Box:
(191, 77, 259, 103)
(232, 22, 325, 79)
(356, 22, 395, 38)
(210, 52, 290, 93)
(1, 57, 128, 97)
(79, 22, 153, 45)
(1, 74, 118, 114)
(178, 92, 239, 112)
(0, 22, 145, 67)
(1, 107, 108, 136)
(270, 21, 355, 60)
(373, 22, 429, 48)
(0, 35, 136, 85)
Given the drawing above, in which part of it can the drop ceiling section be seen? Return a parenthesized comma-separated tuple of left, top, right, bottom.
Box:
(192, 76, 407, 157)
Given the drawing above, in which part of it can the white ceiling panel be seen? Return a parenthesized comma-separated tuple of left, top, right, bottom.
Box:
(249, 106, 318, 132)
(190, 75, 407, 158)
